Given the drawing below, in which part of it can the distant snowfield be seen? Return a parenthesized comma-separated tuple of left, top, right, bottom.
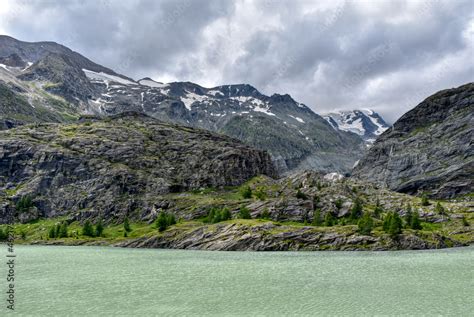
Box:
(138, 78, 168, 88)
(82, 69, 137, 86)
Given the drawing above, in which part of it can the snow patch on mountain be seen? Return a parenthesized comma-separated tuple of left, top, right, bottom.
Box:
(323, 109, 389, 142)
(83, 69, 137, 86)
(138, 78, 168, 88)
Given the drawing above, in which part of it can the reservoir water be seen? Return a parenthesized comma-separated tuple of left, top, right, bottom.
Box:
(2, 245, 473, 316)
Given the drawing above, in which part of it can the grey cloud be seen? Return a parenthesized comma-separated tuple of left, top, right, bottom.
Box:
(1, 0, 472, 122)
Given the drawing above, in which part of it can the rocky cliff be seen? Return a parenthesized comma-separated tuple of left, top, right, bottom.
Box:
(0, 112, 276, 223)
(353, 83, 473, 198)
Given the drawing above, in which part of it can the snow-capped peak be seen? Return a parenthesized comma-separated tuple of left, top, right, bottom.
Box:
(323, 109, 389, 142)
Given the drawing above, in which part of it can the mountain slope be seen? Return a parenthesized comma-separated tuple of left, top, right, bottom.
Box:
(353, 83, 474, 198)
(0, 36, 365, 173)
(0, 112, 276, 223)
(323, 109, 389, 142)
(82, 75, 364, 173)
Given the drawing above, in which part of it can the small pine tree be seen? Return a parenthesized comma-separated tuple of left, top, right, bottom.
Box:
(324, 212, 335, 227)
(220, 208, 231, 221)
(124, 231, 128, 237)
(16, 195, 33, 212)
(312, 209, 322, 226)
(124, 217, 131, 233)
(166, 214, 177, 226)
(350, 197, 363, 220)
(383, 213, 392, 232)
(334, 198, 343, 210)
(156, 212, 168, 232)
(59, 222, 68, 238)
(95, 219, 104, 237)
(387, 213, 403, 237)
(421, 193, 430, 206)
(357, 212, 374, 235)
(296, 190, 308, 200)
(48, 226, 56, 239)
(0, 228, 6, 241)
(238, 207, 252, 219)
(404, 205, 413, 229)
(410, 211, 422, 230)
(82, 220, 94, 237)
(240, 186, 252, 199)
(55, 224, 61, 238)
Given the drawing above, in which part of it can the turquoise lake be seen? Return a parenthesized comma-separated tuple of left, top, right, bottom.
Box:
(1, 245, 473, 316)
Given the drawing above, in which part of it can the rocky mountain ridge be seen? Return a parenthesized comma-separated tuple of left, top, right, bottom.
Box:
(0, 35, 364, 174)
(353, 83, 473, 198)
(0, 112, 276, 224)
(323, 109, 390, 143)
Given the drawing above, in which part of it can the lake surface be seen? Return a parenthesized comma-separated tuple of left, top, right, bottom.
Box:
(1, 245, 473, 316)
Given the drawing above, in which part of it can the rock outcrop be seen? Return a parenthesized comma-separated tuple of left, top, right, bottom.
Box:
(353, 83, 473, 198)
(0, 112, 276, 223)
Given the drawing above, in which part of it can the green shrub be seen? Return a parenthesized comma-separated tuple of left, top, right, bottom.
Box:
(254, 187, 267, 201)
(383, 212, 403, 237)
(410, 211, 422, 230)
(260, 208, 271, 220)
(124, 217, 131, 232)
(312, 209, 322, 226)
(238, 207, 252, 219)
(166, 214, 177, 226)
(16, 195, 34, 212)
(156, 212, 169, 232)
(95, 219, 104, 237)
(48, 226, 56, 238)
(220, 208, 231, 221)
(0, 228, 7, 241)
(296, 190, 308, 200)
(324, 212, 335, 227)
(240, 186, 252, 199)
(357, 212, 374, 235)
(205, 208, 231, 224)
(59, 222, 68, 238)
(82, 220, 95, 237)
(334, 198, 343, 210)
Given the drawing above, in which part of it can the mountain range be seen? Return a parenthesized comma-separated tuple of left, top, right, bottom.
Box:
(0, 35, 372, 174)
(0, 35, 472, 251)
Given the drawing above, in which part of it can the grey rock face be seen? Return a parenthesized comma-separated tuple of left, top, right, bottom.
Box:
(0, 112, 276, 223)
(353, 83, 474, 198)
(114, 222, 460, 251)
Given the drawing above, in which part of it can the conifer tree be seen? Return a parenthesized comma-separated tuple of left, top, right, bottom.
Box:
(82, 220, 94, 237)
(357, 212, 374, 235)
(95, 219, 104, 237)
(312, 209, 322, 226)
(156, 212, 168, 232)
(410, 211, 422, 230)
(124, 217, 131, 233)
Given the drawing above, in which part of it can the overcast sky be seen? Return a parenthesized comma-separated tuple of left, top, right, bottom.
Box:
(0, 0, 472, 122)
